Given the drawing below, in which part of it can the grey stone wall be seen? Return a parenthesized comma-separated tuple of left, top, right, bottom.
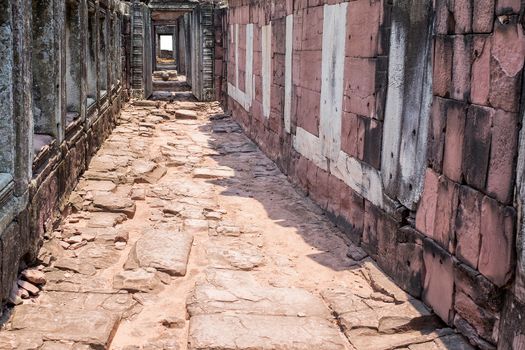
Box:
(131, 0, 153, 98)
(0, 0, 131, 308)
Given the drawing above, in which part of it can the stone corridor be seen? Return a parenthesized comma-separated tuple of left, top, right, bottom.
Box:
(0, 86, 474, 350)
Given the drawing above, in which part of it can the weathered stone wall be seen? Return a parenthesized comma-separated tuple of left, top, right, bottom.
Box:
(131, 0, 153, 98)
(225, 0, 525, 348)
(0, 0, 130, 309)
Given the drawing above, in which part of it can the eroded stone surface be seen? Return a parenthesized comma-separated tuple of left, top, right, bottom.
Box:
(125, 231, 193, 276)
(188, 314, 347, 350)
(10, 305, 119, 348)
(1, 97, 474, 350)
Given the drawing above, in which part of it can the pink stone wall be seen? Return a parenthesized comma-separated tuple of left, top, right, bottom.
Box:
(225, 0, 525, 347)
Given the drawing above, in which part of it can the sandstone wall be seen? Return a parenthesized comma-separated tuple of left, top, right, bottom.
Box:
(0, 0, 130, 310)
(225, 0, 525, 348)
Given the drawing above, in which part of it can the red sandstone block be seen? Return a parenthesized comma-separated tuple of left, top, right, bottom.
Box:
(442, 99, 467, 182)
(286, 0, 293, 15)
(463, 104, 493, 191)
(301, 6, 324, 51)
(311, 167, 330, 210)
(272, 1, 287, 20)
(341, 112, 364, 160)
(433, 175, 459, 253)
(423, 238, 455, 324)
(428, 97, 447, 173)
(254, 74, 263, 103)
(433, 36, 453, 98)
(486, 109, 518, 204)
(416, 168, 440, 239)
(363, 118, 382, 170)
(298, 50, 322, 92)
(327, 174, 343, 217)
(252, 100, 264, 123)
(346, 0, 381, 58)
(294, 0, 309, 11)
(273, 53, 286, 87)
(435, 0, 454, 34)
(296, 87, 321, 136)
(470, 35, 491, 106)
(454, 291, 499, 343)
(479, 196, 516, 287)
(238, 70, 246, 92)
(453, 0, 473, 34)
(292, 11, 304, 51)
(238, 6, 250, 25)
(308, 0, 323, 8)
(341, 186, 365, 241)
(343, 57, 376, 118)
(238, 25, 246, 50)
(253, 50, 262, 76)
(271, 83, 284, 114)
(272, 19, 286, 55)
(455, 186, 482, 269)
(306, 158, 317, 193)
(496, 0, 521, 14)
(293, 154, 309, 192)
(473, 0, 495, 33)
(292, 52, 301, 86)
(363, 200, 379, 255)
(454, 262, 503, 313)
(452, 35, 472, 101)
(488, 21, 525, 113)
(268, 110, 283, 135)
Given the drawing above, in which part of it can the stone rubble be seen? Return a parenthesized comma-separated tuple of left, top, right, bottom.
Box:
(0, 95, 475, 350)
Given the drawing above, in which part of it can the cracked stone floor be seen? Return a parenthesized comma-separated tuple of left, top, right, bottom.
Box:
(0, 85, 475, 349)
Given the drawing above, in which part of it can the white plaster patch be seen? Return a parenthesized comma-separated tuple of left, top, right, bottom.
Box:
(319, 3, 347, 161)
(228, 24, 255, 110)
(381, 22, 406, 193)
(235, 24, 239, 89)
(284, 15, 293, 133)
(293, 127, 328, 171)
(381, 13, 433, 210)
(292, 3, 386, 209)
(245, 23, 254, 107)
(262, 23, 272, 119)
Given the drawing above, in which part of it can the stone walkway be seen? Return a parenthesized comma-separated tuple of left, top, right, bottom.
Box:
(0, 88, 475, 349)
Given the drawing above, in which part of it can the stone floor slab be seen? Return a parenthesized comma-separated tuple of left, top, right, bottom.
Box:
(125, 230, 193, 276)
(10, 305, 120, 348)
(188, 314, 347, 350)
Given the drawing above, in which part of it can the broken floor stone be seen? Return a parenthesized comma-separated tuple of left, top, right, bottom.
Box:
(0, 331, 44, 350)
(54, 258, 97, 276)
(193, 167, 235, 179)
(79, 180, 117, 193)
(125, 231, 193, 276)
(362, 260, 411, 303)
(131, 160, 167, 184)
(10, 305, 120, 348)
(188, 314, 347, 350)
(175, 109, 198, 120)
(113, 269, 164, 293)
(187, 269, 330, 318)
(21, 269, 46, 285)
(206, 242, 264, 271)
(408, 334, 475, 350)
(337, 300, 441, 334)
(347, 328, 454, 350)
(17, 280, 40, 295)
(92, 194, 136, 218)
(87, 212, 127, 228)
